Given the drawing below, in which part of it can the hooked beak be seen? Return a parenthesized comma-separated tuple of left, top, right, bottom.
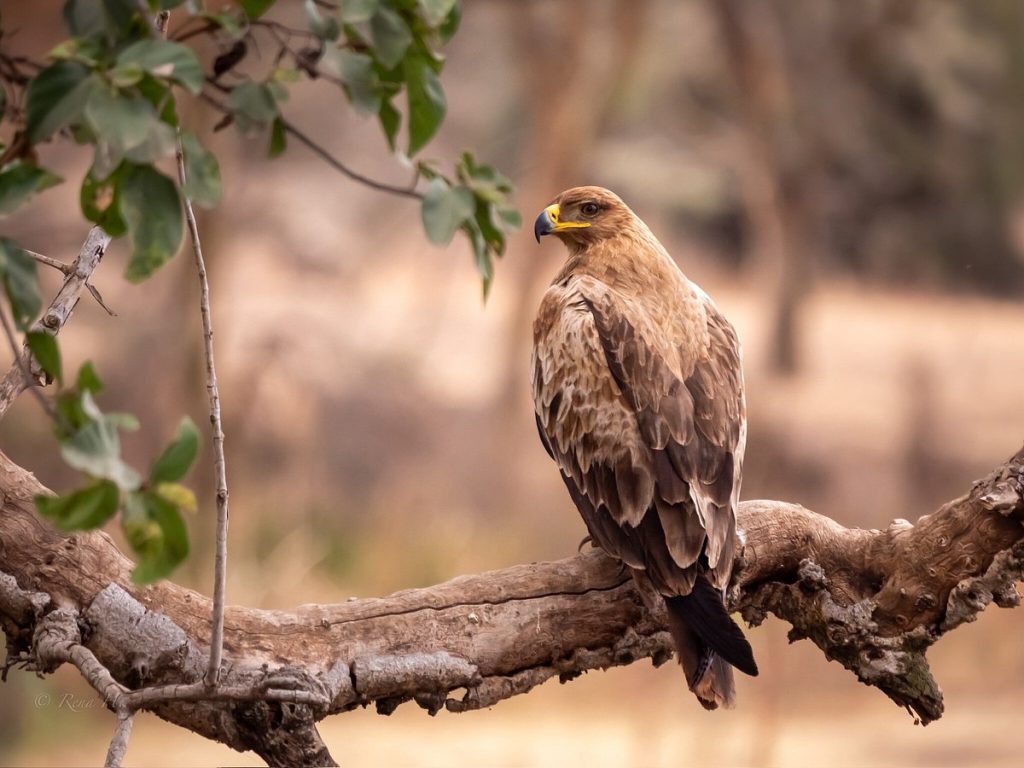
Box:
(534, 203, 590, 243)
(534, 205, 557, 242)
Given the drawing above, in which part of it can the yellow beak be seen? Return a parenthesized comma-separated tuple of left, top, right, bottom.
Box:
(534, 203, 591, 242)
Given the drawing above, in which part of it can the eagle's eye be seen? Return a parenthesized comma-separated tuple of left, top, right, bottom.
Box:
(580, 202, 600, 216)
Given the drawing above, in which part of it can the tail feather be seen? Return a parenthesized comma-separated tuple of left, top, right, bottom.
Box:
(664, 576, 757, 709)
(667, 576, 758, 677)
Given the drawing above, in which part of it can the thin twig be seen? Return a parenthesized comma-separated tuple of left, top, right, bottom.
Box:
(103, 712, 134, 768)
(281, 119, 423, 199)
(26, 250, 72, 275)
(156, 6, 229, 690)
(0, 227, 111, 419)
(199, 90, 422, 199)
(175, 128, 230, 690)
(87, 283, 117, 316)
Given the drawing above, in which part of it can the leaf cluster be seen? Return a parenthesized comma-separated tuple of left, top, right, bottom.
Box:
(0, 0, 519, 580)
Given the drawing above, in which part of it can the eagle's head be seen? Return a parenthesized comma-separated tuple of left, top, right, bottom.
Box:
(533, 186, 637, 251)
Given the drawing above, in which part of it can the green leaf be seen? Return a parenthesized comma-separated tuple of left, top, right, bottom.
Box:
(26, 331, 62, 385)
(60, 392, 141, 491)
(0, 239, 41, 330)
(154, 482, 196, 513)
(404, 54, 446, 156)
(225, 81, 279, 133)
(36, 480, 119, 532)
(304, 0, 340, 40)
(239, 0, 276, 20)
(63, 0, 108, 38)
(456, 151, 513, 202)
(437, 2, 461, 43)
(124, 491, 189, 583)
(0, 162, 62, 215)
(150, 417, 199, 485)
(116, 40, 205, 95)
(463, 218, 493, 299)
(418, 0, 458, 28)
(370, 7, 412, 69)
(81, 165, 128, 237)
(268, 116, 287, 158)
(341, 0, 379, 23)
(123, 119, 177, 164)
(180, 132, 223, 208)
(119, 164, 183, 282)
(497, 206, 521, 230)
(378, 98, 400, 152)
(63, 0, 135, 38)
(25, 61, 93, 144)
(205, 10, 247, 38)
(77, 361, 103, 394)
(421, 179, 474, 246)
(320, 46, 380, 114)
(84, 86, 158, 154)
(109, 63, 144, 88)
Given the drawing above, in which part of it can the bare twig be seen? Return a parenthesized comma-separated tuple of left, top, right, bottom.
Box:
(86, 283, 117, 317)
(175, 134, 230, 689)
(155, 3, 230, 691)
(104, 713, 134, 768)
(199, 90, 422, 199)
(0, 227, 111, 419)
(281, 118, 423, 199)
(26, 250, 72, 275)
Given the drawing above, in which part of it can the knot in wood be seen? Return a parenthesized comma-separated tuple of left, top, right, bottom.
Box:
(913, 592, 936, 611)
(797, 560, 828, 592)
(33, 607, 81, 672)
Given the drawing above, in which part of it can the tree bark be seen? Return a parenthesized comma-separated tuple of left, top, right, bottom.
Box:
(1, 445, 1022, 764)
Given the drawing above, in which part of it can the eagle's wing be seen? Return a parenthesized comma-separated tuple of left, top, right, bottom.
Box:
(534, 275, 745, 592)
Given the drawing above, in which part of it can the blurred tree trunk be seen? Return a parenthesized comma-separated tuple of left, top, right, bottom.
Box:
(709, 0, 815, 376)
(496, 0, 653, 424)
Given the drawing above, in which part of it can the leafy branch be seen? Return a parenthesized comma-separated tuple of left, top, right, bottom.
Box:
(0, 0, 520, 583)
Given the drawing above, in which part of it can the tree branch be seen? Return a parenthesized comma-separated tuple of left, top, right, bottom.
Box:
(0, 227, 111, 419)
(0, 445, 1022, 762)
(175, 105, 231, 693)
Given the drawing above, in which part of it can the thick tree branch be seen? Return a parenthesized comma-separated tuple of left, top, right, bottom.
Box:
(0, 446, 1022, 763)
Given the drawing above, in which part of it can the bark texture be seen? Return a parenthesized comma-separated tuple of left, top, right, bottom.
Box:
(2, 446, 1022, 764)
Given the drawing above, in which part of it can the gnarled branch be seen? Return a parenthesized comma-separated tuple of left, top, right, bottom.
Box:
(0, 445, 1022, 764)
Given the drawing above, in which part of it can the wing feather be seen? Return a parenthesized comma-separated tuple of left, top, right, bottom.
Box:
(533, 273, 745, 594)
(575, 277, 744, 587)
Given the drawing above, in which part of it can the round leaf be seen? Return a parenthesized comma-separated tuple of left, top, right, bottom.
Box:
(421, 179, 474, 246)
(116, 40, 205, 95)
(25, 61, 93, 144)
(150, 417, 200, 485)
(35, 480, 120, 532)
(404, 55, 446, 156)
(180, 132, 223, 208)
(119, 164, 183, 282)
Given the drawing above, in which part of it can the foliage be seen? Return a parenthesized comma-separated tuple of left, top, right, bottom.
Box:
(0, 0, 517, 580)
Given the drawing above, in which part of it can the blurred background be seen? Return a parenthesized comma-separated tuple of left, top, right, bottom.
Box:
(2, 0, 1024, 765)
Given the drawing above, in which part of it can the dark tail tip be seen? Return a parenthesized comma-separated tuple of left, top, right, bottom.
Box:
(666, 577, 758, 678)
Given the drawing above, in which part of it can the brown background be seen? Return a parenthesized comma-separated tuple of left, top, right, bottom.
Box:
(2, 1, 1023, 765)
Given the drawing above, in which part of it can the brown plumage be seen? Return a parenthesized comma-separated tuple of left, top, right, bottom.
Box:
(531, 186, 757, 709)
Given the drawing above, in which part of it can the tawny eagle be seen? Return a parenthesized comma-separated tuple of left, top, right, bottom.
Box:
(531, 186, 757, 709)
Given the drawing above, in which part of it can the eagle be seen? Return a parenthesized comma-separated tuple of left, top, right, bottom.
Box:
(531, 186, 757, 709)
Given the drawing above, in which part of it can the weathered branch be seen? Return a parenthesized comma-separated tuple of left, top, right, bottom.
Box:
(1, 445, 1022, 764)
